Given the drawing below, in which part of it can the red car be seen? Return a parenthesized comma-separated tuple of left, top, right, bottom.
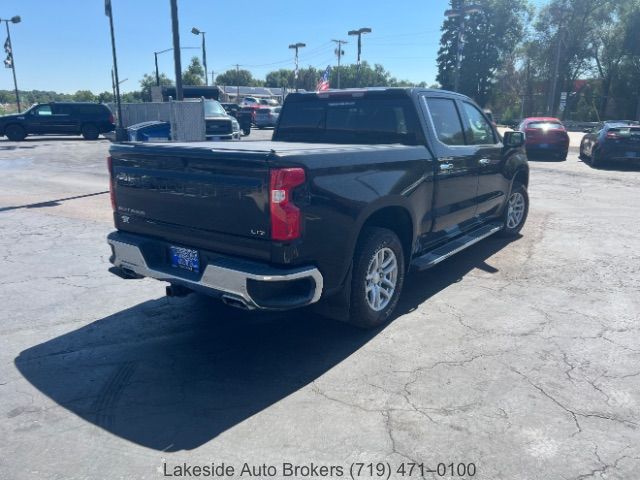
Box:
(518, 117, 570, 160)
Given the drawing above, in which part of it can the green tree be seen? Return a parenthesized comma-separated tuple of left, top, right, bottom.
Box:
(437, 0, 531, 106)
(139, 72, 173, 102)
(215, 68, 262, 86)
(182, 56, 205, 86)
(72, 90, 97, 102)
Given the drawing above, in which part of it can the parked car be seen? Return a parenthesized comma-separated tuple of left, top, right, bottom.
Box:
(220, 103, 240, 118)
(241, 97, 260, 107)
(0, 102, 115, 141)
(518, 117, 570, 160)
(255, 106, 281, 129)
(203, 100, 241, 140)
(107, 88, 528, 328)
(259, 98, 279, 106)
(579, 120, 640, 168)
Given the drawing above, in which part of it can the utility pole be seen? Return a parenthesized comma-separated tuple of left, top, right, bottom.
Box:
(235, 64, 241, 102)
(191, 27, 207, 85)
(288, 43, 306, 92)
(444, 2, 482, 93)
(211, 70, 215, 85)
(169, 0, 183, 100)
(348, 28, 372, 87)
(548, 1, 568, 115)
(331, 39, 347, 89)
(104, 1, 125, 140)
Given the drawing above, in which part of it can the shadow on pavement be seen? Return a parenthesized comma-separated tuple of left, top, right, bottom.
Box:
(15, 235, 515, 451)
(0, 191, 108, 213)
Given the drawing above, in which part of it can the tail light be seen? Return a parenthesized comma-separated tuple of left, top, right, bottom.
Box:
(109, 113, 115, 124)
(606, 131, 620, 139)
(270, 168, 305, 241)
(107, 156, 116, 211)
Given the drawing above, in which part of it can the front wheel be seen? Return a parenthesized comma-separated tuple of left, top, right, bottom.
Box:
(5, 124, 26, 141)
(499, 183, 529, 237)
(348, 227, 405, 329)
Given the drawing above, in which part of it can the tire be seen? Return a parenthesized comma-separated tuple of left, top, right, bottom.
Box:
(590, 148, 603, 168)
(556, 151, 568, 161)
(498, 182, 529, 237)
(81, 123, 99, 140)
(578, 143, 587, 160)
(242, 127, 251, 136)
(348, 227, 405, 329)
(5, 124, 26, 141)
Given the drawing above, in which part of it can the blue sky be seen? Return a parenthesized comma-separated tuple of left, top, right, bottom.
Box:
(0, 0, 546, 94)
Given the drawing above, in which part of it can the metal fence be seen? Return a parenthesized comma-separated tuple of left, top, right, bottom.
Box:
(108, 100, 205, 142)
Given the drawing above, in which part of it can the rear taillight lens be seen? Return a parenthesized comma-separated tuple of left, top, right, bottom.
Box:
(270, 168, 305, 241)
(107, 156, 116, 211)
(606, 131, 620, 139)
(109, 114, 115, 124)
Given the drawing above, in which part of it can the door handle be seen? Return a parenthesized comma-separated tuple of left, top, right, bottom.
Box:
(479, 158, 491, 165)
(439, 163, 453, 171)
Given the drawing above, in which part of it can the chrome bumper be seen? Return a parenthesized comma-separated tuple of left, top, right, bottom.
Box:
(107, 232, 323, 310)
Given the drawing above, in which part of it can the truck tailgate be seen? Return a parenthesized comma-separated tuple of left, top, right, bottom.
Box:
(110, 143, 271, 243)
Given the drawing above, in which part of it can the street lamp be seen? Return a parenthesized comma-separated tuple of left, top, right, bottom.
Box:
(444, 3, 482, 92)
(153, 46, 198, 86)
(347, 27, 371, 87)
(1, 15, 22, 112)
(191, 27, 208, 86)
(288, 42, 306, 92)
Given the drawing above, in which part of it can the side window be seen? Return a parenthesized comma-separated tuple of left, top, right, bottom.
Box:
(425, 97, 466, 146)
(53, 105, 72, 115)
(461, 102, 495, 145)
(35, 105, 53, 116)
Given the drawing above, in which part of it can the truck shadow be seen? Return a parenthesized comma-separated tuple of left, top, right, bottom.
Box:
(14, 236, 515, 451)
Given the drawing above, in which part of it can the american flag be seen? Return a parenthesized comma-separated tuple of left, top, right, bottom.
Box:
(316, 65, 331, 92)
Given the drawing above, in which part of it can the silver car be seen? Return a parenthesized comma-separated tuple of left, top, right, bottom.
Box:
(255, 107, 281, 129)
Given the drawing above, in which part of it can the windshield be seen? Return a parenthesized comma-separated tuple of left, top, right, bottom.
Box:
(204, 100, 226, 116)
(275, 95, 423, 145)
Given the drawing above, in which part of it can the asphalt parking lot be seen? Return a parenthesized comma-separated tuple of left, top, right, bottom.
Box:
(1, 132, 639, 479)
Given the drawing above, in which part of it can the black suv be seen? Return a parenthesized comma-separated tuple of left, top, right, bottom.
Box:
(0, 102, 115, 141)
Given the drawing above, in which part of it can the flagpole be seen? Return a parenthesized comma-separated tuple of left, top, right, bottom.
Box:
(3, 19, 21, 112)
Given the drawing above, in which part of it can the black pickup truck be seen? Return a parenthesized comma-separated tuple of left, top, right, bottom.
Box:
(107, 88, 528, 328)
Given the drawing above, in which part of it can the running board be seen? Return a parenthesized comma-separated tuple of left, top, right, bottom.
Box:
(411, 222, 503, 271)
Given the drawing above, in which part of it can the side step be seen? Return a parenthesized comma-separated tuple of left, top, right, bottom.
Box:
(411, 222, 503, 271)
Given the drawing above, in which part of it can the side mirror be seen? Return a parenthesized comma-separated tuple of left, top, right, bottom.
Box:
(503, 130, 525, 148)
(583, 128, 592, 133)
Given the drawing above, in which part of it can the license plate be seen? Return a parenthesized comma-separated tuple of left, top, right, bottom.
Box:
(625, 151, 638, 158)
(539, 143, 549, 148)
(169, 246, 200, 273)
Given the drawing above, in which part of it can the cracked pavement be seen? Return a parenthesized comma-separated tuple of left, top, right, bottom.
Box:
(0, 134, 639, 479)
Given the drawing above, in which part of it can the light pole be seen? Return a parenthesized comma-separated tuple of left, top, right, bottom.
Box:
(347, 27, 371, 87)
(331, 39, 347, 89)
(288, 42, 306, 92)
(169, 0, 183, 100)
(1, 15, 22, 112)
(154, 47, 198, 86)
(104, 0, 126, 140)
(191, 27, 208, 86)
(444, 3, 482, 93)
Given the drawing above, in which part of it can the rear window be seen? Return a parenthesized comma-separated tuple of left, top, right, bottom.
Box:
(527, 121, 564, 130)
(275, 94, 422, 145)
(608, 127, 640, 136)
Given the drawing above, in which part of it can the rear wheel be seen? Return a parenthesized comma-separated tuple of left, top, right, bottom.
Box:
(5, 124, 26, 141)
(242, 127, 251, 136)
(499, 182, 529, 237)
(81, 123, 99, 140)
(590, 147, 603, 168)
(348, 227, 405, 329)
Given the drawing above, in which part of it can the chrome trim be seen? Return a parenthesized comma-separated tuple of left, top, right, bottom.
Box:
(108, 238, 323, 310)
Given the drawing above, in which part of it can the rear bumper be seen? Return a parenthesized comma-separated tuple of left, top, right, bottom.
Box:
(107, 231, 323, 310)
